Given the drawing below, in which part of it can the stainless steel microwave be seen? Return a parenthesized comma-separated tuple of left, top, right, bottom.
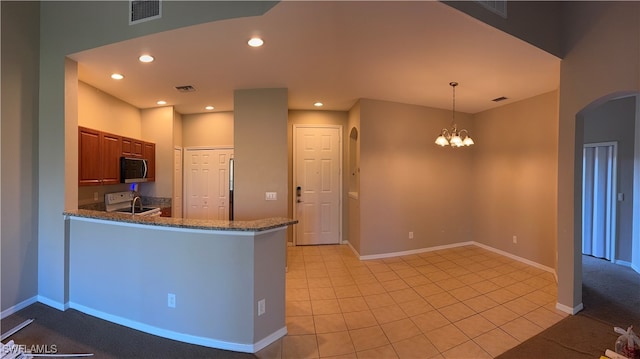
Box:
(120, 157, 148, 183)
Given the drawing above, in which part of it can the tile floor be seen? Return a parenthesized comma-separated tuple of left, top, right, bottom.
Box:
(256, 244, 567, 359)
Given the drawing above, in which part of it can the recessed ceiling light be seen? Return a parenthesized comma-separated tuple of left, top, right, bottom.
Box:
(205, 106, 214, 110)
(111, 73, 124, 80)
(313, 102, 324, 107)
(248, 37, 264, 47)
(156, 100, 167, 105)
(139, 54, 154, 63)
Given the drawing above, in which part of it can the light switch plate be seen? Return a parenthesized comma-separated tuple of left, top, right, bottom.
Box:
(265, 192, 277, 201)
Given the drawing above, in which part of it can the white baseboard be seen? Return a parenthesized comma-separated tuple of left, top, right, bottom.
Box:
(472, 242, 556, 275)
(1, 296, 38, 319)
(358, 241, 475, 260)
(556, 302, 583, 315)
(252, 326, 287, 353)
(36, 295, 68, 311)
(68, 302, 280, 353)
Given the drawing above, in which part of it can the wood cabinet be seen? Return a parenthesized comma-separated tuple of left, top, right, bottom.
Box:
(143, 142, 156, 182)
(101, 132, 122, 185)
(79, 127, 155, 186)
(122, 137, 143, 158)
(79, 127, 121, 186)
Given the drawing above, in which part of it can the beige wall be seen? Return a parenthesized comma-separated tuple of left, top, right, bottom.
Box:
(234, 89, 288, 220)
(557, 1, 640, 311)
(472, 91, 559, 268)
(358, 99, 474, 256)
(182, 112, 234, 148)
(78, 81, 141, 137)
(141, 107, 175, 198)
(1, 1, 40, 313)
(173, 110, 183, 148)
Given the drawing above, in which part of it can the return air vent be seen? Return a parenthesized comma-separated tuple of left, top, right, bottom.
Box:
(475, 0, 507, 18)
(130, 0, 162, 25)
(492, 96, 508, 102)
(175, 85, 196, 93)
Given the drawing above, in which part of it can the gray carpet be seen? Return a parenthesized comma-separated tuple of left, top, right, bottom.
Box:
(497, 255, 640, 359)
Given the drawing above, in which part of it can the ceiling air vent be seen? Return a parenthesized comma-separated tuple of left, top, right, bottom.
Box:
(130, 0, 162, 25)
(475, 0, 507, 18)
(175, 85, 196, 93)
(492, 96, 508, 102)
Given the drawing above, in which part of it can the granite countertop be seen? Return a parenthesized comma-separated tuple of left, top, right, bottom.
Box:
(64, 209, 297, 232)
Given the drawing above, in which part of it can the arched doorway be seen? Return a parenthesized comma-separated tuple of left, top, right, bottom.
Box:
(574, 92, 640, 309)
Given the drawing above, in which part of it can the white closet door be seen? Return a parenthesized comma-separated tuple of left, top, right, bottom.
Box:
(582, 143, 617, 260)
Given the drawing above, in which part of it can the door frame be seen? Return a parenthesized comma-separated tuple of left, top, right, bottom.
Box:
(582, 141, 618, 262)
(292, 124, 343, 246)
(183, 146, 234, 220)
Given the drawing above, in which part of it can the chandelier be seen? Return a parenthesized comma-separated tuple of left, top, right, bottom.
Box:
(435, 82, 474, 147)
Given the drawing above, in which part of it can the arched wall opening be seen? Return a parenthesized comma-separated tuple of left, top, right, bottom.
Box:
(573, 91, 640, 310)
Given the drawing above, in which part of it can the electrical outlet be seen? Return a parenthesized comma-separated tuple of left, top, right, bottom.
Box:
(512, 235, 518, 244)
(93, 192, 99, 201)
(168, 293, 176, 308)
(258, 299, 266, 316)
(265, 192, 277, 201)
(409, 231, 414, 239)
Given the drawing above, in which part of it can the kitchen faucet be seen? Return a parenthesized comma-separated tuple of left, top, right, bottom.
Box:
(132, 196, 142, 214)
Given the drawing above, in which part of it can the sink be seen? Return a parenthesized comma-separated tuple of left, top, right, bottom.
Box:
(114, 206, 158, 214)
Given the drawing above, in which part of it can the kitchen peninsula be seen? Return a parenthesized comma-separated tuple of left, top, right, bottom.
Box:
(64, 209, 296, 353)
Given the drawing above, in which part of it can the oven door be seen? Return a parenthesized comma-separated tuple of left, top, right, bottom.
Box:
(120, 157, 148, 183)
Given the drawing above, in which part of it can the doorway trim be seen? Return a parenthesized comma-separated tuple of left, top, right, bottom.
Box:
(292, 124, 343, 246)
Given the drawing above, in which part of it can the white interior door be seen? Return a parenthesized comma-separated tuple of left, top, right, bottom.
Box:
(184, 148, 233, 220)
(294, 125, 342, 245)
(173, 147, 183, 218)
(582, 142, 617, 260)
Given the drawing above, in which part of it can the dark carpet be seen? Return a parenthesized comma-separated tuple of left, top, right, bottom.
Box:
(497, 255, 640, 359)
(1, 303, 257, 358)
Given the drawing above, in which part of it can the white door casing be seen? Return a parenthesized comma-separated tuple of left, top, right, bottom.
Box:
(173, 147, 183, 218)
(293, 125, 342, 245)
(184, 148, 234, 220)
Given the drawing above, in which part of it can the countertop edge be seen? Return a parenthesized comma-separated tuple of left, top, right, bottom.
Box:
(63, 209, 297, 232)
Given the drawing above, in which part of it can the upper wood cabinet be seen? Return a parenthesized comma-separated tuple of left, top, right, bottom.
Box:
(78, 127, 122, 186)
(78, 127, 155, 186)
(78, 127, 103, 186)
(122, 137, 143, 158)
(143, 142, 156, 182)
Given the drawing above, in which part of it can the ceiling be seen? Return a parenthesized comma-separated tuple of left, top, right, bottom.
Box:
(69, 1, 560, 115)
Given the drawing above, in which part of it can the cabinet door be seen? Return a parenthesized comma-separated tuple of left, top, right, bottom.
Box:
(123, 137, 143, 158)
(132, 140, 144, 158)
(122, 137, 133, 157)
(101, 133, 122, 185)
(78, 127, 102, 186)
(143, 142, 156, 182)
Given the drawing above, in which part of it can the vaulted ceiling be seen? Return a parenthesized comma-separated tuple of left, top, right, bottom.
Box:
(70, 1, 560, 115)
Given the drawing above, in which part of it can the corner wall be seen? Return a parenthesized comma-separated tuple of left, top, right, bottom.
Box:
(1, 1, 40, 314)
(557, 1, 640, 311)
(234, 89, 288, 220)
(358, 99, 474, 256)
(472, 91, 559, 268)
